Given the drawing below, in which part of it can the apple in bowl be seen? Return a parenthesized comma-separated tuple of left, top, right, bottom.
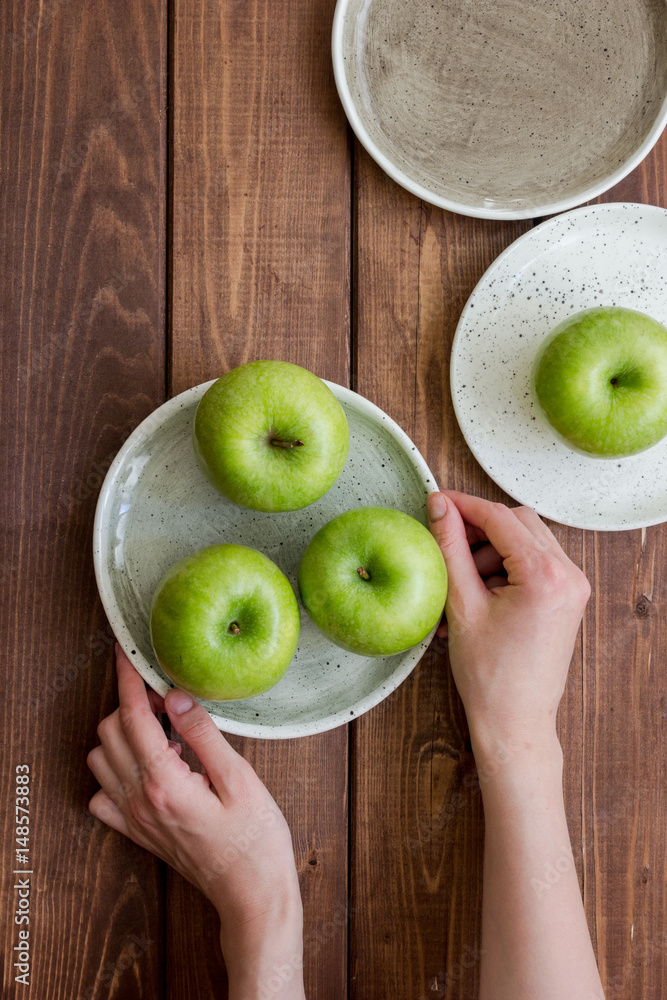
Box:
(193, 360, 350, 512)
(531, 306, 667, 458)
(298, 506, 447, 657)
(150, 544, 300, 700)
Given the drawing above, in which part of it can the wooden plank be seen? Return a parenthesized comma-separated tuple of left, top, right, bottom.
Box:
(576, 135, 667, 1000)
(352, 131, 667, 1000)
(169, 2, 350, 997)
(351, 146, 532, 999)
(0, 1, 167, 999)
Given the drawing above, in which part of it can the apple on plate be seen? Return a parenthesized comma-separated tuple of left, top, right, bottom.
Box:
(193, 360, 350, 512)
(150, 544, 300, 700)
(531, 306, 667, 458)
(297, 506, 447, 657)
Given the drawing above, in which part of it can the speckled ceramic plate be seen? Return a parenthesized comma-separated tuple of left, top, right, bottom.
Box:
(451, 203, 667, 531)
(332, 0, 667, 219)
(93, 381, 438, 738)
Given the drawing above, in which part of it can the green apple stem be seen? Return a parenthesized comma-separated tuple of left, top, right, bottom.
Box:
(270, 437, 304, 449)
(357, 567, 370, 580)
(228, 622, 241, 635)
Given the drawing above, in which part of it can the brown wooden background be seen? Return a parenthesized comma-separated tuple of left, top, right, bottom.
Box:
(1, 1, 665, 997)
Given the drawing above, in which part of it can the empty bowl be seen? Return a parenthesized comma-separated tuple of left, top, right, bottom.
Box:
(333, 0, 667, 219)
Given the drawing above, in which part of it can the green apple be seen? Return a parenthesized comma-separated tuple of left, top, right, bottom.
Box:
(193, 360, 349, 512)
(150, 544, 300, 700)
(532, 306, 667, 458)
(297, 506, 447, 657)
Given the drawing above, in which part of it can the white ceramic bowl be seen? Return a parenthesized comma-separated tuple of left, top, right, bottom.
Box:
(451, 203, 667, 530)
(332, 0, 667, 220)
(93, 381, 439, 738)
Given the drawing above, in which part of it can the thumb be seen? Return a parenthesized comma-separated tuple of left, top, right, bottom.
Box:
(164, 688, 242, 793)
(426, 491, 487, 615)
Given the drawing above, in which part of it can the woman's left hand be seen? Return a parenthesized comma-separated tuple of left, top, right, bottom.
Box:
(87, 645, 305, 999)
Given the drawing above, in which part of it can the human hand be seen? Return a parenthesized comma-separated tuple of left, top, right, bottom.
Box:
(426, 491, 590, 762)
(87, 645, 305, 999)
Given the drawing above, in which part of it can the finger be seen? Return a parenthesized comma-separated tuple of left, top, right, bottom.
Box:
(427, 492, 487, 613)
(485, 575, 510, 590)
(164, 689, 246, 799)
(97, 710, 187, 805)
(436, 622, 448, 638)
(442, 491, 540, 585)
(465, 522, 489, 548)
(87, 745, 126, 800)
(472, 543, 505, 578)
(115, 646, 171, 774)
(96, 708, 141, 786)
(510, 505, 559, 548)
(148, 688, 166, 715)
(88, 788, 130, 836)
(442, 492, 536, 558)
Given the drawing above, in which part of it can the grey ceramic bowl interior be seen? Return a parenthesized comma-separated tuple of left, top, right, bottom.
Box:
(93, 381, 439, 739)
(333, 0, 667, 219)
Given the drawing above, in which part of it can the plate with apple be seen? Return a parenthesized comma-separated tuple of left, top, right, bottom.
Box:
(93, 362, 445, 738)
(451, 202, 667, 530)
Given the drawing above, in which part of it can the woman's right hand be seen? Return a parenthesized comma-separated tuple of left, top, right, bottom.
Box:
(426, 490, 590, 762)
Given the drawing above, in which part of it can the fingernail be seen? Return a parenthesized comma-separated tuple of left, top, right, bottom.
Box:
(427, 492, 447, 520)
(168, 739, 182, 754)
(168, 690, 193, 715)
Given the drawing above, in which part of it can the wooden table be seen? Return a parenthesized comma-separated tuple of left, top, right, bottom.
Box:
(2, 2, 666, 997)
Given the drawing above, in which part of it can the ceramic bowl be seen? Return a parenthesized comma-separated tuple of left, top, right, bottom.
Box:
(93, 381, 439, 738)
(332, 0, 667, 219)
(451, 202, 667, 530)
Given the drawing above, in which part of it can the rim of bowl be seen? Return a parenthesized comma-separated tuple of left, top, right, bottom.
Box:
(331, 0, 667, 221)
(93, 378, 440, 738)
(450, 202, 667, 531)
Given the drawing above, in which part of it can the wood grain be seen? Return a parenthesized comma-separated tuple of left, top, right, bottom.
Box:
(0, 1, 167, 999)
(169, 1, 350, 997)
(351, 146, 532, 999)
(351, 132, 667, 999)
(2, 1, 666, 997)
(574, 136, 667, 1000)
